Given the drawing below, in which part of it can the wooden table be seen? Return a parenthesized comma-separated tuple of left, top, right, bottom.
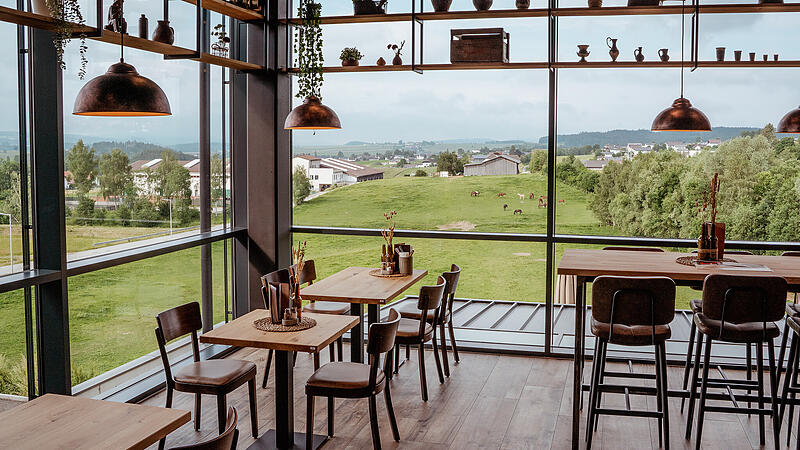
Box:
(557, 249, 800, 450)
(300, 266, 428, 363)
(0, 393, 189, 449)
(200, 310, 359, 450)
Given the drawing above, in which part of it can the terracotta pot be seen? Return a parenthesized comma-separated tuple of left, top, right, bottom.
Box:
(393, 54, 402, 65)
(588, 0, 602, 7)
(31, 0, 50, 16)
(341, 59, 359, 66)
(431, 0, 453, 11)
(152, 20, 175, 45)
(473, 0, 493, 10)
(516, 0, 530, 8)
(377, 57, 386, 66)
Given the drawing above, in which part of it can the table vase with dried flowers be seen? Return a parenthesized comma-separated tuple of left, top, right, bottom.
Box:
(381, 211, 397, 274)
(696, 173, 724, 261)
(291, 241, 307, 318)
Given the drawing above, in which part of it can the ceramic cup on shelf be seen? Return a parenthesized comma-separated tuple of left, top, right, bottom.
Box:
(734, 50, 742, 61)
(715, 47, 725, 62)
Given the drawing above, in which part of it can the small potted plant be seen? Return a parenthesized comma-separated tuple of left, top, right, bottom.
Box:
(353, 0, 387, 15)
(388, 40, 405, 65)
(340, 47, 363, 66)
(211, 24, 230, 57)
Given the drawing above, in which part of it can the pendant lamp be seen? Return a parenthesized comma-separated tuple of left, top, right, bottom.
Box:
(284, 96, 341, 130)
(74, 14, 171, 117)
(651, 0, 710, 132)
(777, 107, 800, 133)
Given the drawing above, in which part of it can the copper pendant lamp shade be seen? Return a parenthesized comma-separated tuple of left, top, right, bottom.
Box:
(73, 61, 171, 116)
(284, 96, 341, 130)
(777, 106, 800, 133)
(651, 97, 711, 132)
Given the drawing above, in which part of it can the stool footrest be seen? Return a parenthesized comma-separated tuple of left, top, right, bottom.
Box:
(704, 405, 774, 416)
(595, 407, 664, 419)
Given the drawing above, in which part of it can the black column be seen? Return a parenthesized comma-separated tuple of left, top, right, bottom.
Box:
(230, 20, 249, 318)
(200, 9, 213, 332)
(29, 28, 70, 394)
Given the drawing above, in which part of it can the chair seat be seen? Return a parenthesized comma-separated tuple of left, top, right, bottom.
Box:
(694, 313, 780, 343)
(396, 302, 449, 323)
(174, 359, 256, 386)
(306, 362, 384, 390)
(787, 302, 800, 316)
(395, 318, 433, 338)
(590, 317, 671, 346)
(690, 299, 703, 314)
(302, 301, 349, 315)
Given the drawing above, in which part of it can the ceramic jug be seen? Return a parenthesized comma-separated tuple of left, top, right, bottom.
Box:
(152, 20, 174, 45)
(607, 38, 619, 62)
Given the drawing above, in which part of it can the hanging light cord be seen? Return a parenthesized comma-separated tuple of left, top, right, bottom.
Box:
(680, 0, 685, 98)
(118, 3, 125, 63)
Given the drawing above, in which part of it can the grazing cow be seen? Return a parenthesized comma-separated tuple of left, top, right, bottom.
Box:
(517, 193, 525, 200)
(529, 192, 535, 199)
(513, 209, 523, 215)
(503, 204, 508, 211)
(497, 192, 506, 198)
(470, 191, 480, 197)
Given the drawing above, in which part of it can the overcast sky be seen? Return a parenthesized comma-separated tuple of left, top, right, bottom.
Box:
(0, 0, 796, 146)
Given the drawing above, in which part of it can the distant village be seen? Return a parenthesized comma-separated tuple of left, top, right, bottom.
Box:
(579, 139, 722, 171)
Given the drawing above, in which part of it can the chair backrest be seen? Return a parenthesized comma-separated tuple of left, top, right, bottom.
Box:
(415, 276, 446, 334)
(602, 246, 664, 252)
(260, 282, 279, 311)
(691, 249, 753, 255)
(783, 251, 800, 257)
(155, 302, 203, 385)
(261, 268, 292, 309)
(442, 264, 461, 315)
(592, 276, 675, 338)
(701, 274, 787, 329)
(367, 309, 401, 388)
(293, 260, 316, 286)
(169, 407, 239, 450)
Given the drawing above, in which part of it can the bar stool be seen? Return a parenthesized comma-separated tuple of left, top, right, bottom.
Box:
(681, 250, 755, 412)
(776, 251, 800, 386)
(779, 315, 800, 448)
(585, 275, 675, 450)
(685, 274, 786, 450)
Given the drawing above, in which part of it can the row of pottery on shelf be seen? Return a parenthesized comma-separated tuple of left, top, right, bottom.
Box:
(715, 47, 779, 61)
(578, 39, 669, 62)
(341, 42, 405, 66)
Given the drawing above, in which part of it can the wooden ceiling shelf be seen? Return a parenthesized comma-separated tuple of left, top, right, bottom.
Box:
(181, 0, 263, 22)
(283, 3, 800, 25)
(285, 62, 548, 73)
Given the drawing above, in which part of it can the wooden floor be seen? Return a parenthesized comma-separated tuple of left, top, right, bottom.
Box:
(142, 344, 797, 449)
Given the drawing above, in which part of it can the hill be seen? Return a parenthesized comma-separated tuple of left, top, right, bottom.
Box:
(539, 127, 760, 147)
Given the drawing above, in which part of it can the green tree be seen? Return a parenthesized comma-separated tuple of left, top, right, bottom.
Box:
(436, 151, 467, 175)
(152, 151, 191, 201)
(414, 169, 427, 177)
(0, 160, 21, 222)
(529, 150, 547, 173)
(211, 153, 226, 201)
(66, 140, 99, 194)
(293, 166, 311, 205)
(98, 148, 133, 203)
(396, 158, 407, 168)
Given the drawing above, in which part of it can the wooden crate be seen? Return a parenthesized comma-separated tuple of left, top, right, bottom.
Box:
(450, 28, 509, 63)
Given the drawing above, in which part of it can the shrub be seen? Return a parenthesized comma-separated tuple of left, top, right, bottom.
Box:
(414, 169, 427, 177)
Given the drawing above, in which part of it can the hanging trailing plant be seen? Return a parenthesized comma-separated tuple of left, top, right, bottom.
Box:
(294, 0, 323, 99)
(46, 0, 88, 79)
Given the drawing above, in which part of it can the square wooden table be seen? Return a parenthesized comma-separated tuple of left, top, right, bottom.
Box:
(300, 266, 428, 363)
(0, 393, 189, 449)
(200, 310, 359, 450)
(557, 248, 800, 450)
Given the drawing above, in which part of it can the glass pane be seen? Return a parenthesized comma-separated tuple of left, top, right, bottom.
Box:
(0, 289, 32, 396)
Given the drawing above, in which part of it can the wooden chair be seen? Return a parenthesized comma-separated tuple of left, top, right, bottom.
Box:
(685, 274, 786, 449)
(394, 276, 447, 401)
(305, 309, 401, 450)
(155, 303, 257, 450)
(169, 406, 239, 450)
(585, 276, 675, 450)
(398, 264, 461, 376)
(777, 251, 800, 386)
(779, 316, 800, 449)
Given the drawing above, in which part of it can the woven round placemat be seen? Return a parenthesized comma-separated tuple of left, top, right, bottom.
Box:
(676, 255, 738, 266)
(253, 316, 317, 332)
(368, 268, 410, 278)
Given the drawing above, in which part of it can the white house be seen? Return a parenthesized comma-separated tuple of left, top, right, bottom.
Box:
(292, 155, 344, 192)
(130, 158, 231, 199)
(319, 158, 383, 184)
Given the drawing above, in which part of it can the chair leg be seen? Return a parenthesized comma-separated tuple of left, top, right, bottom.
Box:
(314, 352, 320, 371)
(746, 343, 753, 413)
(448, 321, 460, 363)
(694, 338, 712, 450)
(328, 396, 335, 437)
(779, 319, 791, 386)
(431, 333, 445, 384)
(654, 343, 664, 449)
(394, 344, 400, 374)
(440, 323, 450, 377)
(159, 386, 174, 450)
(594, 338, 608, 431)
(194, 393, 202, 431)
(337, 337, 344, 361)
(779, 333, 797, 440)
(685, 331, 704, 440)
(406, 344, 410, 360)
(217, 394, 227, 435)
(767, 339, 780, 450)
(681, 319, 696, 413)
(329, 342, 336, 363)
(658, 342, 671, 450)
(368, 394, 381, 450)
(248, 378, 258, 438)
(262, 349, 273, 389)
(756, 343, 766, 446)
(306, 395, 314, 450)
(384, 381, 400, 441)
(586, 338, 603, 447)
(418, 342, 429, 401)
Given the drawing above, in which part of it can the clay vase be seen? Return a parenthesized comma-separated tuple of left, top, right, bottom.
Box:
(588, 0, 602, 7)
(138, 14, 148, 39)
(431, 0, 453, 11)
(606, 37, 619, 62)
(576, 45, 590, 62)
(634, 46, 644, 62)
(658, 48, 669, 62)
(473, 0, 493, 10)
(152, 20, 175, 45)
(392, 54, 403, 65)
(377, 57, 386, 66)
(341, 59, 359, 67)
(516, 0, 530, 8)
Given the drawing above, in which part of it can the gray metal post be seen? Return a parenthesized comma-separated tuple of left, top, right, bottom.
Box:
(200, 8, 213, 332)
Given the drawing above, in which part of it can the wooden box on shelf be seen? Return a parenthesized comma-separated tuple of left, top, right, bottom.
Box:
(450, 28, 509, 63)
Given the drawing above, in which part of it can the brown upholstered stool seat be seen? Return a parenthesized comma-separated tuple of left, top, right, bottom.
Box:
(397, 302, 449, 323)
(174, 360, 256, 386)
(302, 301, 349, 315)
(694, 312, 780, 343)
(307, 362, 385, 391)
(690, 299, 703, 314)
(396, 318, 433, 338)
(590, 318, 671, 346)
(787, 302, 800, 316)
